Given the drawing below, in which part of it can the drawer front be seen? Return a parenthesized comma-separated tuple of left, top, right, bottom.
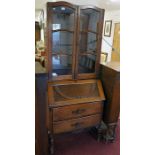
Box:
(53, 102, 103, 121)
(53, 114, 102, 134)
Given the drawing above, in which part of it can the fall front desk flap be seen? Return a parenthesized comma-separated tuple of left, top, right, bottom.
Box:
(48, 79, 105, 107)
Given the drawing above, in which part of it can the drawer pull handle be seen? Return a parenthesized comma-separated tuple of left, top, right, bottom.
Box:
(71, 122, 83, 128)
(72, 109, 86, 115)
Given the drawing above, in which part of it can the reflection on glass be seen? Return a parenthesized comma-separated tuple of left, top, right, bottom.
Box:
(52, 32, 73, 54)
(52, 55, 72, 76)
(51, 6, 75, 77)
(78, 8, 99, 74)
(53, 82, 99, 101)
(78, 55, 96, 73)
(79, 32, 97, 53)
(52, 6, 75, 30)
(80, 9, 100, 32)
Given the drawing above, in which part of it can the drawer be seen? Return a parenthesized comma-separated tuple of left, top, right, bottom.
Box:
(53, 102, 103, 121)
(53, 114, 102, 134)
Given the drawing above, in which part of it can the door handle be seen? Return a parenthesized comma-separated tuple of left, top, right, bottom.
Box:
(72, 109, 86, 115)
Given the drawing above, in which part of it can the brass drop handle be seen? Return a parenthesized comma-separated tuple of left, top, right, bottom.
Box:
(72, 109, 86, 115)
(71, 122, 83, 128)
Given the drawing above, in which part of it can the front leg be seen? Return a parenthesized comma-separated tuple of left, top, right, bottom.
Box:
(48, 131, 54, 155)
(102, 123, 117, 143)
(97, 121, 107, 142)
(89, 121, 107, 142)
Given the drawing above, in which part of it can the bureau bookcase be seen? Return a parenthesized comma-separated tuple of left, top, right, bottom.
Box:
(45, 2, 105, 154)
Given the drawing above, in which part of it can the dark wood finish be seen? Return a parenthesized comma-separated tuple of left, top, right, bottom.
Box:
(53, 101, 103, 121)
(100, 62, 120, 142)
(53, 114, 102, 134)
(44, 2, 105, 154)
(35, 88, 41, 155)
(51, 75, 72, 81)
(35, 73, 48, 155)
(77, 73, 96, 79)
(47, 1, 76, 8)
(95, 9, 105, 77)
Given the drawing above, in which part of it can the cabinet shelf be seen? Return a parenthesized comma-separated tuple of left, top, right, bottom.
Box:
(52, 53, 72, 56)
(79, 51, 97, 56)
(52, 29, 74, 33)
(51, 51, 72, 56)
(47, 2, 104, 80)
(53, 44, 73, 46)
(80, 30, 98, 34)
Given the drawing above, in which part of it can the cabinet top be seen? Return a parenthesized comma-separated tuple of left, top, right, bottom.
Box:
(101, 61, 120, 72)
(47, 1, 105, 11)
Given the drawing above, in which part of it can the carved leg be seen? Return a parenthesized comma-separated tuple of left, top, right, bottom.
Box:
(48, 131, 54, 155)
(103, 123, 117, 143)
(89, 121, 107, 142)
(97, 122, 104, 142)
(97, 126, 102, 142)
(97, 121, 107, 142)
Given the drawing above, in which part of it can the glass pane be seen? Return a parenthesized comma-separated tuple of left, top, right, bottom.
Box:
(79, 32, 97, 54)
(52, 31, 73, 54)
(53, 82, 99, 102)
(52, 55, 72, 76)
(78, 55, 96, 73)
(52, 6, 75, 30)
(80, 9, 100, 32)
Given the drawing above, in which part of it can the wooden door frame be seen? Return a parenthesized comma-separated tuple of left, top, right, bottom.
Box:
(46, 2, 78, 81)
(75, 6, 105, 80)
(46, 2, 105, 81)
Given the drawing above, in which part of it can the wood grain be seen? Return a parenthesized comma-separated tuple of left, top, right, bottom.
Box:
(53, 114, 102, 134)
(53, 102, 103, 121)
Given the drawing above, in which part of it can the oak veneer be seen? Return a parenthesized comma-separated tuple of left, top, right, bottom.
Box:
(53, 102, 103, 121)
(47, 79, 105, 154)
(45, 2, 105, 155)
(53, 114, 102, 134)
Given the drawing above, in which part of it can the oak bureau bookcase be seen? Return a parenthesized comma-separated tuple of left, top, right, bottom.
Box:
(45, 1, 105, 154)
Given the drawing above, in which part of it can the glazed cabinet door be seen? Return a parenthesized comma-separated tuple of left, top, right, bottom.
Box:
(76, 6, 104, 79)
(47, 2, 78, 80)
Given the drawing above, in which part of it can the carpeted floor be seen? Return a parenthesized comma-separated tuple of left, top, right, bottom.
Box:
(54, 121, 120, 155)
